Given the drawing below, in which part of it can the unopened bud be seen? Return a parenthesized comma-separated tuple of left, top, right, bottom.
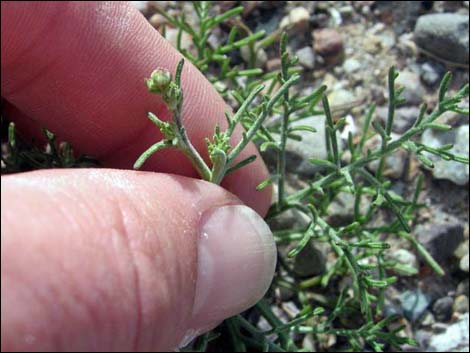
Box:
(146, 68, 172, 93)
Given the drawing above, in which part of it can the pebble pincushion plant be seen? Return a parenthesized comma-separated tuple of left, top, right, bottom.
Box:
(1, 2, 469, 352)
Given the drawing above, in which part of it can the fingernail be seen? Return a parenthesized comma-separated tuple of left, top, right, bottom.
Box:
(191, 205, 277, 325)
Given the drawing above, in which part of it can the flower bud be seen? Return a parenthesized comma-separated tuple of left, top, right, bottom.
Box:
(146, 68, 172, 93)
(164, 83, 182, 112)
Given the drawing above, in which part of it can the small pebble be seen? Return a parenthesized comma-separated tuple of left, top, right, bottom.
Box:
(454, 295, 470, 314)
(460, 253, 469, 273)
(295, 46, 316, 69)
(343, 58, 361, 73)
(432, 296, 454, 322)
(313, 28, 343, 63)
(149, 13, 167, 28)
(288, 7, 310, 30)
(420, 311, 436, 327)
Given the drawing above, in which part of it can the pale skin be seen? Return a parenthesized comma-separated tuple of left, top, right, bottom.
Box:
(1, 2, 275, 351)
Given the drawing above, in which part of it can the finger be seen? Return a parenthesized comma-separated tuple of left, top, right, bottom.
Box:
(1, 169, 276, 352)
(0, 1, 271, 215)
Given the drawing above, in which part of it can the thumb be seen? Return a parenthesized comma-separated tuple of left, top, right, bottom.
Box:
(1, 169, 277, 351)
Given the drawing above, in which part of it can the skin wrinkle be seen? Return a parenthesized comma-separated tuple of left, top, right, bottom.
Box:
(44, 184, 135, 349)
(107, 187, 188, 350)
(88, 171, 201, 349)
(109, 197, 143, 351)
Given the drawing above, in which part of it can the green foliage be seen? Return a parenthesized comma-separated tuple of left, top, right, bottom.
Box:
(147, 2, 469, 352)
(1, 120, 99, 173)
(155, 1, 270, 94)
(2, 1, 468, 351)
(134, 57, 299, 184)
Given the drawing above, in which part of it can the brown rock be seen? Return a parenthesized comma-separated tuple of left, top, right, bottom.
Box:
(313, 28, 343, 65)
(149, 13, 167, 29)
(266, 58, 282, 72)
(289, 7, 310, 30)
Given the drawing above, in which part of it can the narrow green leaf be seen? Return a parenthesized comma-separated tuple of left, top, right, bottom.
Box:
(175, 58, 185, 87)
(438, 71, 452, 103)
(424, 123, 452, 131)
(260, 141, 280, 152)
(417, 153, 434, 168)
(288, 125, 317, 133)
(309, 158, 338, 170)
(256, 175, 279, 190)
(134, 140, 172, 169)
(288, 222, 315, 258)
(225, 155, 257, 176)
(8, 122, 16, 148)
(208, 6, 243, 29)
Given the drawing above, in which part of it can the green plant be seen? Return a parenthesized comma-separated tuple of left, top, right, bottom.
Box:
(133, 58, 299, 184)
(139, 2, 469, 352)
(154, 1, 281, 95)
(1, 119, 98, 174)
(2, 2, 468, 351)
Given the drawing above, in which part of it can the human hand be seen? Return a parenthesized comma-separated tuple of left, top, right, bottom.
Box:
(1, 2, 276, 351)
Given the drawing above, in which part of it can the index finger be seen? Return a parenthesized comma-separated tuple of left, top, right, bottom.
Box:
(0, 1, 271, 215)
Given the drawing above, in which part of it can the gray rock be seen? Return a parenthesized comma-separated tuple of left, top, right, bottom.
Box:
(282, 301, 301, 319)
(461, 253, 469, 273)
(293, 242, 327, 278)
(240, 45, 268, 68)
(454, 241, 469, 259)
(457, 280, 470, 297)
(383, 299, 403, 317)
(421, 125, 469, 185)
(365, 134, 407, 179)
(395, 70, 425, 106)
(268, 207, 310, 231)
(165, 28, 194, 51)
(401, 289, 432, 322)
(328, 89, 357, 107)
(302, 334, 316, 352)
(387, 249, 419, 276)
(255, 11, 284, 35)
(432, 296, 454, 322)
(428, 313, 469, 352)
(397, 32, 418, 57)
(414, 14, 469, 66)
(327, 192, 355, 226)
(295, 47, 315, 70)
(415, 212, 464, 263)
(420, 311, 436, 327)
(343, 58, 361, 73)
(376, 105, 420, 134)
(262, 116, 340, 176)
(436, 110, 470, 128)
(415, 329, 432, 349)
(420, 62, 445, 87)
(453, 295, 469, 314)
